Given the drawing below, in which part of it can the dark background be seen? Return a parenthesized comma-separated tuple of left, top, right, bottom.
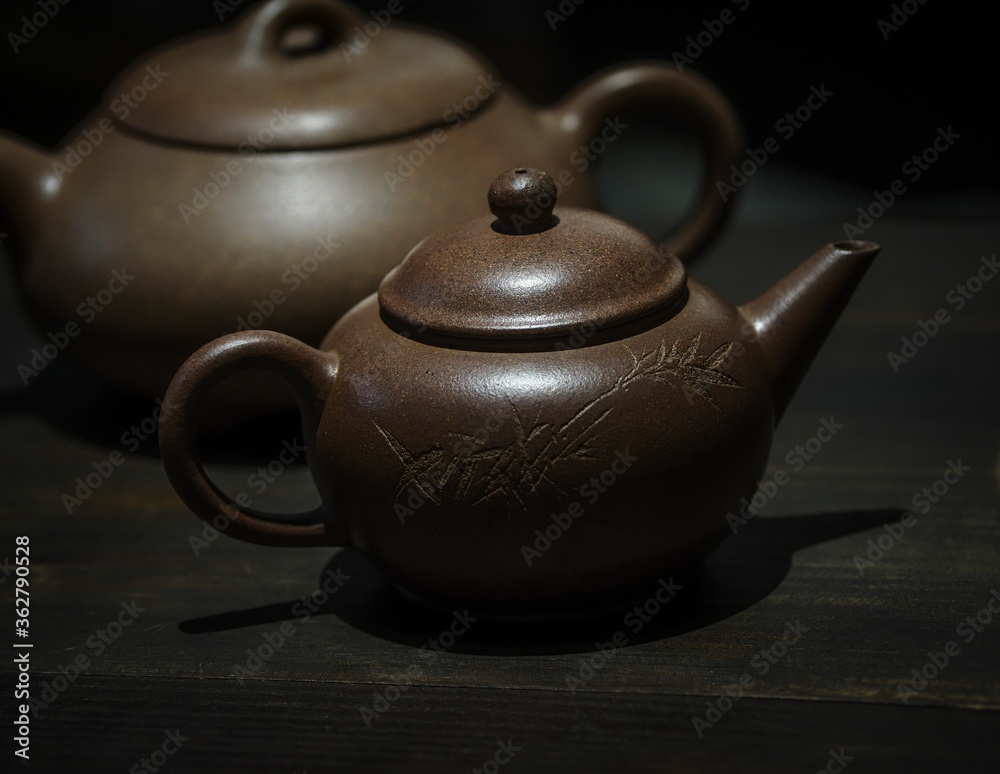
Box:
(0, 0, 994, 196)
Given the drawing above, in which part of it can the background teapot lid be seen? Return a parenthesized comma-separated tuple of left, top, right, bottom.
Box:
(106, 0, 497, 150)
(378, 168, 687, 342)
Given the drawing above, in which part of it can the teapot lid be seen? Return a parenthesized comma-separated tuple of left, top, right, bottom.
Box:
(106, 0, 497, 150)
(378, 168, 687, 342)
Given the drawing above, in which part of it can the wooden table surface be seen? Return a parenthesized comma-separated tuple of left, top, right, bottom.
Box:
(2, 206, 998, 772)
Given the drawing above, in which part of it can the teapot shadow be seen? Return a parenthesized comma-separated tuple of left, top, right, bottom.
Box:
(179, 507, 904, 655)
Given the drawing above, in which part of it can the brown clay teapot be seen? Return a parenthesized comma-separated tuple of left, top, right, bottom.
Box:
(159, 168, 880, 620)
(0, 0, 742, 404)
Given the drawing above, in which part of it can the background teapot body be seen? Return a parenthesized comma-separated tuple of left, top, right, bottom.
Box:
(0, 0, 743, 405)
(9, 95, 603, 401)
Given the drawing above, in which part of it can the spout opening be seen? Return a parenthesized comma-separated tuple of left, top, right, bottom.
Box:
(831, 240, 879, 253)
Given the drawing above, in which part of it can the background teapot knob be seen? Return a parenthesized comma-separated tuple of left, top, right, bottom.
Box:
(488, 167, 558, 235)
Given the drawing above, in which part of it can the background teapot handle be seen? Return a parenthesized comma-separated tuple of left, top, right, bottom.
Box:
(542, 62, 744, 263)
(159, 330, 343, 547)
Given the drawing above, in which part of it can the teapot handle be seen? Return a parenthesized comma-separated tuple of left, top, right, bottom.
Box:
(541, 62, 743, 263)
(159, 330, 343, 548)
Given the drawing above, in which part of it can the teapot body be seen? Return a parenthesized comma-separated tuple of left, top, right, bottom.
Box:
(21, 91, 596, 401)
(314, 282, 773, 617)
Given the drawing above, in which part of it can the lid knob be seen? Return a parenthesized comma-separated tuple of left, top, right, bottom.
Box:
(488, 167, 558, 235)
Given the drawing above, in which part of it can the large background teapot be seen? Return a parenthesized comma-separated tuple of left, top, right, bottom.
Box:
(0, 0, 742, 405)
(159, 168, 879, 620)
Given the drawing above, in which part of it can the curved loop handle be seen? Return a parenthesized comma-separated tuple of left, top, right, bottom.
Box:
(238, 0, 364, 59)
(159, 330, 342, 548)
(543, 62, 744, 263)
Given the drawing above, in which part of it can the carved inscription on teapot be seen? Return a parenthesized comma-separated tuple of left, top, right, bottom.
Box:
(376, 334, 743, 509)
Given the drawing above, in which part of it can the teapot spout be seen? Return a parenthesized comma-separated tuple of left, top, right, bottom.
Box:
(0, 131, 57, 254)
(739, 241, 880, 425)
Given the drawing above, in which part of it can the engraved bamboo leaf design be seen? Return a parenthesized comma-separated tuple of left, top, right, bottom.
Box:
(377, 335, 743, 506)
(619, 333, 743, 409)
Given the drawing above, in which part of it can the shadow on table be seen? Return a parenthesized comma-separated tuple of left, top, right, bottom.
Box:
(180, 507, 905, 655)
